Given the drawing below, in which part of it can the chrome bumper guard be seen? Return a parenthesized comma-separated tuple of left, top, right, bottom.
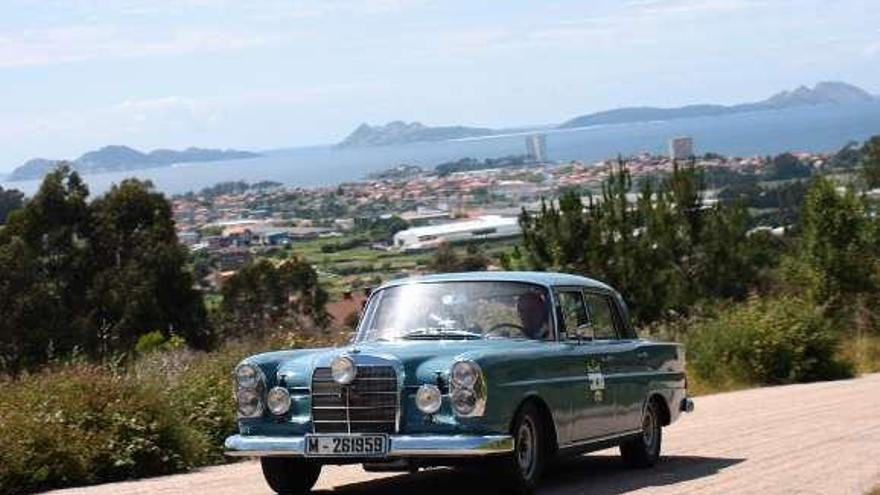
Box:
(224, 434, 514, 458)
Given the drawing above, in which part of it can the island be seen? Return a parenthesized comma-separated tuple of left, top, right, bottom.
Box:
(8, 145, 261, 181)
(336, 82, 876, 147)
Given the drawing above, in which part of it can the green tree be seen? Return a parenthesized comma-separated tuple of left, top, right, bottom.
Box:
(0, 186, 24, 224)
(220, 257, 328, 337)
(861, 135, 880, 189)
(429, 242, 462, 273)
(428, 242, 489, 273)
(0, 168, 211, 372)
(514, 160, 762, 324)
(0, 165, 93, 371)
(766, 153, 812, 180)
(87, 179, 209, 355)
(798, 178, 877, 303)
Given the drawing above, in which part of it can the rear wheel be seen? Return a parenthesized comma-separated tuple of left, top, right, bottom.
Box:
(496, 402, 547, 495)
(620, 400, 662, 468)
(260, 457, 322, 495)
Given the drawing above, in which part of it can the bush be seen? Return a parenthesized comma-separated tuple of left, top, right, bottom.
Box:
(0, 336, 295, 494)
(0, 366, 202, 494)
(686, 296, 853, 388)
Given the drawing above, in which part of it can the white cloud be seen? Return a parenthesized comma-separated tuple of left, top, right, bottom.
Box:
(627, 0, 751, 16)
(0, 0, 430, 69)
(0, 23, 273, 68)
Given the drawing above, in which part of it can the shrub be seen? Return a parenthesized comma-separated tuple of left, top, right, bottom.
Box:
(0, 336, 296, 494)
(686, 296, 853, 387)
(0, 366, 202, 494)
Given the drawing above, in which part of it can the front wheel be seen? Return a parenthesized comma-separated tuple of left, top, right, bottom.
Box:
(495, 402, 547, 495)
(260, 457, 322, 495)
(620, 400, 662, 468)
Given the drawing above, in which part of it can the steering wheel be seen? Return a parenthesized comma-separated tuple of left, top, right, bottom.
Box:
(485, 322, 525, 338)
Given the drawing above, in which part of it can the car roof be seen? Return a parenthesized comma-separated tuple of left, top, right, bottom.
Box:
(376, 271, 615, 292)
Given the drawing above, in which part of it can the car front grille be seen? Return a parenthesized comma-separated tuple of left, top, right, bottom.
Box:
(311, 366, 398, 434)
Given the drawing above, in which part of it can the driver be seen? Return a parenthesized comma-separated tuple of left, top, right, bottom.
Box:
(516, 291, 549, 340)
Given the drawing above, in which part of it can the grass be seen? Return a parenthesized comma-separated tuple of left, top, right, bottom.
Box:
(288, 234, 518, 294)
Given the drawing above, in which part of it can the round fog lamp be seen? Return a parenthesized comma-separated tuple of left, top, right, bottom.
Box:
(331, 356, 357, 384)
(236, 388, 262, 417)
(415, 384, 442, 414)
(235, 363, 260, 388)
(267, 386, 291, 416)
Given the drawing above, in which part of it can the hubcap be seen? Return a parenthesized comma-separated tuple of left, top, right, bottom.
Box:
(516, 416, 537, 479)
(642, 408, 656, 448)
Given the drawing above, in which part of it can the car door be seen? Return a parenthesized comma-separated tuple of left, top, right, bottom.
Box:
(555, 287, 618, 441)
(583, 291, 644, 433)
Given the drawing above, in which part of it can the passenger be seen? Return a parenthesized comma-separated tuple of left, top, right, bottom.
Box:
(516, 291, 549, 340)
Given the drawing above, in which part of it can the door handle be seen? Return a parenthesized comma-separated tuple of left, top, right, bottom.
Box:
(636, 351, 649, 360)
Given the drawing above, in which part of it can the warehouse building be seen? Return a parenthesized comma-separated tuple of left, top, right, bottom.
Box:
(392, 215, 520, 252)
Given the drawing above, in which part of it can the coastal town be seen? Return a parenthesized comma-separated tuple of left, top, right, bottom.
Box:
(172, 135, 846, 302)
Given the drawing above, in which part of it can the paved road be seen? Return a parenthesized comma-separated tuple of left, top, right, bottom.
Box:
(49, 374, 880, 495)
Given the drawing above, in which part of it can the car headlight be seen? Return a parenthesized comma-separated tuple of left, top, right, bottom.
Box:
(235, 363, 260, 388)
(451, 361, 479, 388)
(331, 356, 357, 384)
(451, 388, 477, 415)
(267, 386, 291, 416)
(233, 362, 266, 418)
(415, 384, 442, 414)
(236, 388, 262, 417)
(450, 360, 486, 417)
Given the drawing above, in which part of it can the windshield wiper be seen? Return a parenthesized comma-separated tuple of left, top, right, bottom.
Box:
(400, 328, 484, 340)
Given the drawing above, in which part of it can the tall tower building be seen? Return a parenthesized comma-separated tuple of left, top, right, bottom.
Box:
(669, 136, 694, 160)
(525, 133, 547, 163)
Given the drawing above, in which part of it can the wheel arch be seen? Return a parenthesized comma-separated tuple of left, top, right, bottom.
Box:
(647, 392, 672, 427)
(510, 393, 559, 455)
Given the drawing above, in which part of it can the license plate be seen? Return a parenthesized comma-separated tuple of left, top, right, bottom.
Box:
(304, 434, 389, 457)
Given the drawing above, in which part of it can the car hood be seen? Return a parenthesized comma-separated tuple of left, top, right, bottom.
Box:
(251, 339, 550, 388)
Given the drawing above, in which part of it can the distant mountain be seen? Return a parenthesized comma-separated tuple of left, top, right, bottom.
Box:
(559, 81, 875, 129)
(11, 158, 61, 181)
(336, 82, 876, 148)
(337, 121, 495, 148)
(9, 145, 260, 181)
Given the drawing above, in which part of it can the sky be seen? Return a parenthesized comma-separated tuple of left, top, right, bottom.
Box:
(1, 0, 878, 170)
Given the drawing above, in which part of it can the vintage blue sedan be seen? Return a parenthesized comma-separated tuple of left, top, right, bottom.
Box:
(225, 272, 693, 494)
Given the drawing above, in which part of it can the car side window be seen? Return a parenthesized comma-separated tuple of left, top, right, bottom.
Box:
(557, 290, 589, 337)
(584, 293, 619, 340)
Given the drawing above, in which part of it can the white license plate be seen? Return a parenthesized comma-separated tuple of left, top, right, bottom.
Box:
(304, 434, 389, 457)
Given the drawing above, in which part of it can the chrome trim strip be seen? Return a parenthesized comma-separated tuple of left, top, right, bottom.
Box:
(224, 434, 514, 458)
(558, 428, 642, 451)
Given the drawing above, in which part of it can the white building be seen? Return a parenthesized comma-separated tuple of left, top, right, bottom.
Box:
(525, 134, 547, 163)
(392, 215, 520, 252)
(669, 137, 694, 160)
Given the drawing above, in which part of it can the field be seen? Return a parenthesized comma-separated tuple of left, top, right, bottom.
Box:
(285, 234, 520, 293)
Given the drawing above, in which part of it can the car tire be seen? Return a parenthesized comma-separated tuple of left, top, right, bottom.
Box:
(620, 399, 662, 468)
(496, 402, 547, 495)
(260, 457, 322, 495)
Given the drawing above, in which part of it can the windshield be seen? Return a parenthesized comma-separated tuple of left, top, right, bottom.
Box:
(356, 281, 553, 342)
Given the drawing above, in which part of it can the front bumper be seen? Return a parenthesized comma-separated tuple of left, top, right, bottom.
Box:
(224, 434, 513, 458)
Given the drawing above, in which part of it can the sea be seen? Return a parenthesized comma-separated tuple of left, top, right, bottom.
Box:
(3, 102, 880, 197)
